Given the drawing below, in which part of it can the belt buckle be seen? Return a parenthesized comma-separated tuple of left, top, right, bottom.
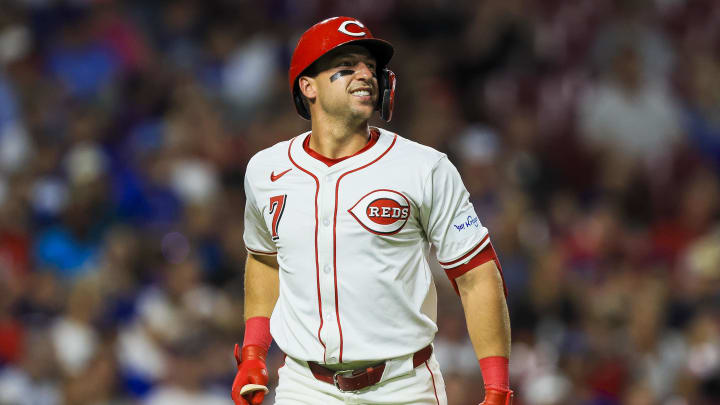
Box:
(332, 369, 356, 392)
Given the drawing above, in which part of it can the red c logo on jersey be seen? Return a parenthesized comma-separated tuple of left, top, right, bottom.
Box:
(348, 189, 410, 235)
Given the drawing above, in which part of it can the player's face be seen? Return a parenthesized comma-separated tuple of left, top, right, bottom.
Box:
(311, 46, 379, 121)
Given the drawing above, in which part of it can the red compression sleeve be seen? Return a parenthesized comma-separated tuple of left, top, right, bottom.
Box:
(243, 316, 272, 351)
(479, 356, 509, 391)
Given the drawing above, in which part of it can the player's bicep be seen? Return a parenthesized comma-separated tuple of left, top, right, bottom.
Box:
(455, 257, 506, 299)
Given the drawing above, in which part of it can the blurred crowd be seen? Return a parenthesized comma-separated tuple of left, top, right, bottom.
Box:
(0, 0, 719, 404)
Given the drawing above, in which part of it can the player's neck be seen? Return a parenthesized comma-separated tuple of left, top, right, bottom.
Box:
(309, 118, 371, 159)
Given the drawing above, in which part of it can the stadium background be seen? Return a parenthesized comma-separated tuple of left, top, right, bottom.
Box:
(0, 0, 719, 404)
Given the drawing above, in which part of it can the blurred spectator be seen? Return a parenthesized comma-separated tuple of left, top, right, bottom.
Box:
(681, 225, 720, 297)
(143, 333, 228, 405)
(116, 254, 233, 398)
(63, 345, 133, 405)
(0, 280, 24, 365)
(0, 181, 32, 285)
(50, 278, 101, 376)
(0, 329, 62, 405)
(0, 73, 32, 175)
(33, 186, 108, 280)
(211, 22, 282, 120)
(578, 43, 682, 173)
(653, 167, 720, 266)
(151, 1, 204, 72)
(45, 6, 120, 100)
(591, 0, 675, 82)
(681, 51, 720, 170)
(90, 1, 150, 74)
(434, 305, 481, 376)
(15, 272, 64, 328)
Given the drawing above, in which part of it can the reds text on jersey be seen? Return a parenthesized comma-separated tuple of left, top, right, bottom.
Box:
(243, 128, 491, 364)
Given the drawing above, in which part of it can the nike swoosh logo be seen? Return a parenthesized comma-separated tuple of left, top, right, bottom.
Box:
(270, 168, 292, 182)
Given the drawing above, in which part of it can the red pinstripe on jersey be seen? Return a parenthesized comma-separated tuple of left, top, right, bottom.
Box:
(287, 136, 327, 362)
(333, 134, 397, 362)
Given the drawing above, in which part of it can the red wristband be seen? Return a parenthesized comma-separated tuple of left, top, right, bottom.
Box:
(479, 356, 509, 391)
(243, 316, 272, 352)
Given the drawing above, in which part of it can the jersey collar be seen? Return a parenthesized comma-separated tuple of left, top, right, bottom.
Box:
(289, 127, 396, 176)
(303, 129, 380, 167)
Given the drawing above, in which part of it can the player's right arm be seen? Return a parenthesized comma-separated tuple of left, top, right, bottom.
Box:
(232, 251, 279, 405)
(244, 253, 279, 319)
(232, 154, 281, 405)
(232, 254, 278, 405)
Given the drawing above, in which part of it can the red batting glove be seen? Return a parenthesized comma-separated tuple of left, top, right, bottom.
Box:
(480, 388, 514, 405)
(231, 344, 269, 405)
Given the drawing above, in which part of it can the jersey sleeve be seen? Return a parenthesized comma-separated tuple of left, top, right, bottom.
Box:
(420, 156, 506, 295)
(243, 168, 277, 255)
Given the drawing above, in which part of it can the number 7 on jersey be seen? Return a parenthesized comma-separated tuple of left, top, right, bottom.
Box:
(269, 195, 287, 241)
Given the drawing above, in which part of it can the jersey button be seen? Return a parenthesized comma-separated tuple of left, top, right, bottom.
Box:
(324, 264, 331, 274)
(323, 218, 330, 227)
(327, 356, 337, 363)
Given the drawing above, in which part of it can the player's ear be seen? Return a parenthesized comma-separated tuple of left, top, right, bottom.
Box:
(298, 76, 317, 100)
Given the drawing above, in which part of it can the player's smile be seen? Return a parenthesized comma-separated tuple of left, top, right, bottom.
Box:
(349, 85, 374, 103)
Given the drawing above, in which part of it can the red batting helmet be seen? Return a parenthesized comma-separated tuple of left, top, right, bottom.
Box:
(289, 16, 397, 121)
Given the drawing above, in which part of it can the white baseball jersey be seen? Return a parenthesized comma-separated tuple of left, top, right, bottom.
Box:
(243, 127, 492, 365)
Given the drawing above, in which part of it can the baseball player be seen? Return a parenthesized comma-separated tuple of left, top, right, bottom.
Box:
(232, 16, 513, 405)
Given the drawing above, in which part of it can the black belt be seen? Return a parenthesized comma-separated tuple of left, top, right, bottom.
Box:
(307, 345, 433, 392)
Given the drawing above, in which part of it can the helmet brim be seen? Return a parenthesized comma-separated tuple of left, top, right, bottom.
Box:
(341, 38, 394, 69)
(299, 38, 394, 81)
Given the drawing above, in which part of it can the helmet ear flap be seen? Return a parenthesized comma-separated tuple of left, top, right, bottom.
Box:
(293, 85, 311, 120)
(378, 68, 396, 122)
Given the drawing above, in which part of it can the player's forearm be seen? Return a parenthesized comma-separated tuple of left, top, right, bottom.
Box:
(456, 260, 511, 359)
(244, 253, 280, 320)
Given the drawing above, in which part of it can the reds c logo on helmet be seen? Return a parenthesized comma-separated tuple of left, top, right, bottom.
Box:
(338, 20, 367, 36)
(348, 190, 411, 235)
(289, 16, 397, 122)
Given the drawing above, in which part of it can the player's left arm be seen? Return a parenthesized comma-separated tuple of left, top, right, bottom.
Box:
(457, 260, 510, 359)
(419, 155, 513, 403)
(456, 260, 513, 405)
